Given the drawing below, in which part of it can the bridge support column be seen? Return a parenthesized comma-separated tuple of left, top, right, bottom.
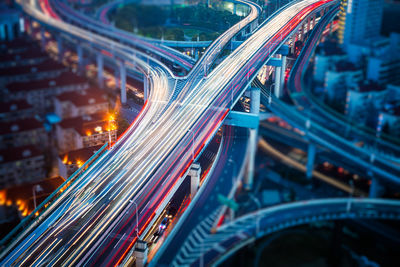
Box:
(244, 87, 260, 190)
(56, 35, 63, 62)
(274, 66, 282, 98)
(306, 143, 316, 179)
(369, 177, 383, 198)
(312, 14, 316, 29)
(279, 45, 289, 87)
(119, 62, 127, 104)
(307, 16, 311, 33)
(189, 163, 201, 198)
(77, 45, 83, 73)
(133, 240, 148, 267)
(233, 3, 237, 15)
(96, 53, 104, 88)
(299, 24, 304, 42)
(40, 27, 46, 50)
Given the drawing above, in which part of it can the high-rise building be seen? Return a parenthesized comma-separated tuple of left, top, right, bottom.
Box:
(338, 0, 384, 47)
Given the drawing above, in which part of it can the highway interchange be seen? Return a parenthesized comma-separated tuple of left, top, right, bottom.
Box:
(1, 0, 400, 266)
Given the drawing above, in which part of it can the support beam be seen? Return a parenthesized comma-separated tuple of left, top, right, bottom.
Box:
(96, 53, 104, 88)
(188, 163, 201, 199)
(40, 27, 46, 49)
(306, 143, 316, 179)
(119, 62, 127, 104)
(225, 111, 259, 129)
(233, 3, 237, 15)
(244, 87, 260, 190)
(279, 45, 289, 87)
(266, 57, 282, 67)
(274, 66, 282, 98)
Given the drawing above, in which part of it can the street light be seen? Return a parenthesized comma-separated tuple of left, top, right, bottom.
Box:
(188, 129, 195, 160)
(32, 184, 43, 211)
(129, 199, 139, 237)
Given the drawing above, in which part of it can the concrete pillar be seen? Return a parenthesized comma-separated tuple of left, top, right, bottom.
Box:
(299, 24, 304, 42)
(280, 55, 287, 86)
(56, 35, 63, 62)
(369, 177, 383, 198)
(188, 163, 201, 198)
(245, 87, 260, 190)
(119, 62, 127, 104)
(290, 35, 295, 54)
(133, 240, 148, 267)
(274, 66, 282, 98)
(233, 3, 237, 15)
(312, 14, 316, 29)
(0, 24, 5, 41)
(7, 23, 14, 41)
(306, 143, 316, 179)
(96, 53, 104, 88)
(250, 87, 260, 115)
(40, 27, 46, 49)
(307, 16, 311, 33)
(77, 45, 83, 73)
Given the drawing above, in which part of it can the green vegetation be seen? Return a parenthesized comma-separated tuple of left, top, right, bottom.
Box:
(110, 2, 245, 41)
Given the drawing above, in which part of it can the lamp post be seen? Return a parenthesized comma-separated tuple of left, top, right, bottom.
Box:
(32, 184, 43, 211)
(188, 129, 195, 160)
(130, 199, 139, 237)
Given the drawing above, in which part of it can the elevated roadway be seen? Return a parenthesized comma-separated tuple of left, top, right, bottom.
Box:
(1, 0, 340, 265)
(189, 198, 400, 266)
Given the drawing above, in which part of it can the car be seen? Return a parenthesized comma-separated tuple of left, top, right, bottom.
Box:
(158, 217, 169, 236)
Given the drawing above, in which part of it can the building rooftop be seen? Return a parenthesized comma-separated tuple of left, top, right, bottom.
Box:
(0, 100, 33, 114)
(59, 113, 114, 136)
(56, 87, 108, 107)
(6, 72, 87, 93)
(0, 176, 64, 214)
(0, 48, 48, 63)
(357, 81, 386, 93)
(316, 39, 344, 56)
(0, 145, 43, 164)
(0, 118, 43, 135)
(0, 59, 65, 77)
(334, 60, 358, 72)
(60, 145, 103, 165)
(0, 37, 40, 54)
